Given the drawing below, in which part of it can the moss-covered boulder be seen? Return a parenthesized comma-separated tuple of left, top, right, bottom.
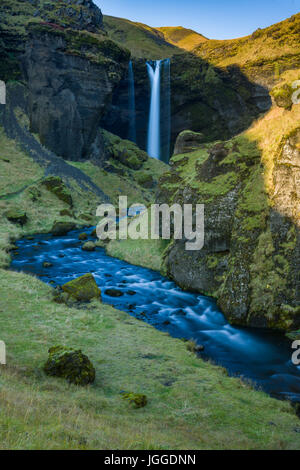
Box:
(60, 209, 74, 218)
(42, 176, 73, 206)
(82, 241, 96, 252)
(44, 346, 95, 386)
(51, 220, 76, 236)
(135, 172, 154, 188)
(102, 130, 148, 171)
(79, 232, 88, 241)
(173, 130, 206, 155)
(271, 84, 294, 109)
(122, 392, 148, 408)
(62, 274, 101, 302)
(5, 209, 27, 226)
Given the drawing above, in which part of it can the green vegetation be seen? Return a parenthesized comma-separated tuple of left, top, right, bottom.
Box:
(271, 83, 294, 109)
(194, 13, 300, 82)
(61, 274, 101, 302)
(103, 16, 178, 59)
(0, 128, 44, 197)
(157, 26, 208, 51)
(107, 238, 169, 272)
(122, 392, 148, 409)
(44, 346, 96, 386)
(0, 268, 299, 449)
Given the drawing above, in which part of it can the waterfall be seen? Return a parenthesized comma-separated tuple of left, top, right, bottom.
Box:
(147, 60, 162, 159)
(161, 58, 171, 163)
(128, 60, 136, 143)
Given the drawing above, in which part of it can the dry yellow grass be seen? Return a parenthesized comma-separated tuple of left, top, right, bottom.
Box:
(157, 26, 207, 51)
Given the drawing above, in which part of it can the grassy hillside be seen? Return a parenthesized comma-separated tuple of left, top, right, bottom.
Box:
(1, 268, 300, 450)
(103, 16, 178, 59)
(194, 13, 300, 84)
(157, 26, 208, 51)
(0, 118, 166, 269)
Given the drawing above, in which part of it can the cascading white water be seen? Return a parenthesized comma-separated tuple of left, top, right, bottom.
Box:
(162, 58, 171, 163)
(147, 60, 162, 159)
(128, 60, 137, 143)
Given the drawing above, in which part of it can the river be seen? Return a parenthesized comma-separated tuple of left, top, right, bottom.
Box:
(10, 226, 300, 402)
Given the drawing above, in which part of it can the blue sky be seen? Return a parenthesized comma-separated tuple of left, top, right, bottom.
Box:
(96, 0, 300, 39)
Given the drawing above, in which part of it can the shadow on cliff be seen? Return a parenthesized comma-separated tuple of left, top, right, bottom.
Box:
(100, 50, 272, 161)
(156, 129, 300, 330)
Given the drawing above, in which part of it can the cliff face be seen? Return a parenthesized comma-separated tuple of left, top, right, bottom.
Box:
(157, 76, 300, 331)
(0, 0, 104, 81)
(101, 53, 271, 157)
(21, 23, 129, 160)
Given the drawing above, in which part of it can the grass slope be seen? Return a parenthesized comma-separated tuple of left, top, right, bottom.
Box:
(0, 268, 299, 450)
(103, 16, 178, 59)
(194, 13, 300, 83)
(157, 26, 208, 51)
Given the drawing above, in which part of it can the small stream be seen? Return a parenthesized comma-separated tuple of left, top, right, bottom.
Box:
(10, 227, 300, 402)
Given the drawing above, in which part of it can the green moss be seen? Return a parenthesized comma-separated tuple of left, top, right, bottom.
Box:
(270, 83, 294, 109)
(192, 172, 239, 201)
(44, 345, 96, 386)
(51, 220, 76, 236)
(62, 274, 101, 302)
(250, 229, 286, 319)
(122, 392, 148, 409)
(42, 177, 73, 206)
(135, 172, 154, 188)
(4, 209, 27, 226)
(206, 255, 220, 269)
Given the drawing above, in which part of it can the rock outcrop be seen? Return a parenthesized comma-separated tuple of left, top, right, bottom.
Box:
(157, 126, 300, 331)
(21, 23, 130, 160)
(62, 273, 101, 301)
(0, 0, 104, 81)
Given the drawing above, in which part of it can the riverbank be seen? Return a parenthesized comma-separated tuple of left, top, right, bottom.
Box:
(1, 266, 300, 449)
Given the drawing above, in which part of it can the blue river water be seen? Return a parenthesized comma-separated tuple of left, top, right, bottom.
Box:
(10, 227, 300, 402)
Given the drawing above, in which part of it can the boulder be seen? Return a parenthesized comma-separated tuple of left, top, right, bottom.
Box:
(51, 220, 76, 236)
(43, 262, 53, 268)
(105, 288, 124, 298)
(5, 209, 27, 226)
(79, 232, 88, 241)
(122, 392, 148, 408)
(127, 290, 136, 296)
(271, 83, 293, 109)
(173, 130, 205, 156)
(82, 241, 96, 251)
(60, 209, 74, 218)
(136, 172, 154, 188)
(44, 345, 95, 386)
(62, 273, 101, 302)
(42, 176, 73, 206)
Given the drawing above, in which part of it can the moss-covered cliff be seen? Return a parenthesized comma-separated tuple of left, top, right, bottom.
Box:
(157, 70, 300, 331)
